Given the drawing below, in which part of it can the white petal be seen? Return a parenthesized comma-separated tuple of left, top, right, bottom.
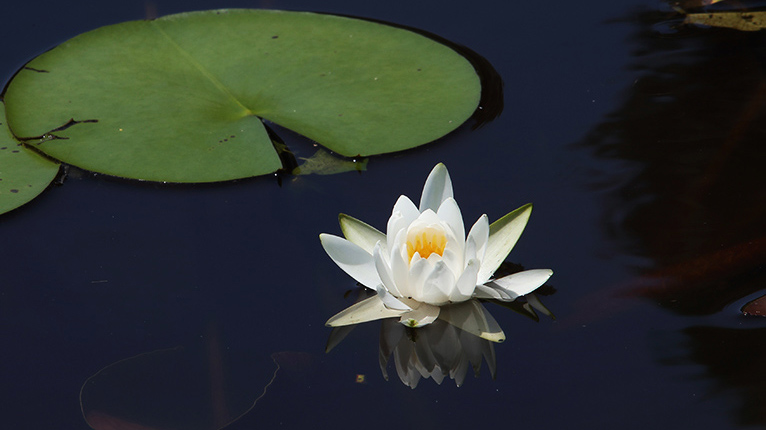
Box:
(413, 208, 442, 225)
(418, 260, 455, 305)
(464, 231, 477, 263)
(419, 163, 454, 213)
(326, 295, 406, 327)
(486, 269, 553, 300)
(454, 258, 480, 299)
(436, 197, 465, 244)
(439, 247, 464, 283)
(339, 214, 386, 254)
(466, 215, 489, 264)
(373, 243, 402, 297)
(478, 204, 532, 284)
(439, 299, 505, 343)
(375, 284, 412, 310)
(472, 284, 513, 300)
(320, 233, 381, 289)
(391, 237, 413, 297)
(404, 256, 430, 299)
(392, 194, 420, 219)
(399, 303, 440, 327)
(387, 195, 419, 245)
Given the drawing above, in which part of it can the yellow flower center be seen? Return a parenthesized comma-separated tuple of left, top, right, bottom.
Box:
(406, 226, 447, 261)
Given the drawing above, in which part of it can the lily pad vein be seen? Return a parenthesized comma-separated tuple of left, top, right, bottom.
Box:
(150, 21, 254, 118)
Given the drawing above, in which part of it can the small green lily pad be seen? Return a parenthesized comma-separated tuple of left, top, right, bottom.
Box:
(0, 102, 59, 214)
(4, 9, 481, 183)
(293, 149, 367, 175)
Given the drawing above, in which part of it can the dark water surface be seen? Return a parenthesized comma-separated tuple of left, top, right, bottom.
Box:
(3, 0, 766, 429)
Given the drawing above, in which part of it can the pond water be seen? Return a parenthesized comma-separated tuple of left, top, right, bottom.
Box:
(3, 0, 766, 429)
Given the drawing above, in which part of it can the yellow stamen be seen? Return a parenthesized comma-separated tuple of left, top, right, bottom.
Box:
(406, 226, 447, 261)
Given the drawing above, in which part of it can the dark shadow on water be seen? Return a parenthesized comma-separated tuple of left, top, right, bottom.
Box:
(663, 326, 766, 427)
(578, 4, 766, 427)
(580, 6, 766, 315)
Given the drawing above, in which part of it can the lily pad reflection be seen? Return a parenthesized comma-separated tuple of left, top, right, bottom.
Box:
(80, 344, 278, 430)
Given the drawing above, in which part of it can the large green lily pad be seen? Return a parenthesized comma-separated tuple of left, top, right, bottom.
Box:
(4, 9, 481, 183)
(0, 102, 59, 214)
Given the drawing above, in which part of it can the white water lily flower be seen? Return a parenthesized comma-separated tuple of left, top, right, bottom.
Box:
(320, 163, 552, 338)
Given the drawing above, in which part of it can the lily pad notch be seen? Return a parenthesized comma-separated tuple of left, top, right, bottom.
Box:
(0, 101, 60, 215)
(3, 9, 487, 187)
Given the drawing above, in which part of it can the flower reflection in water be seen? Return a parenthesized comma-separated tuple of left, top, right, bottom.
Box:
(321, 163, 554, 387)
(327, 290, 553, 388)
(378, 317, 495, 388)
